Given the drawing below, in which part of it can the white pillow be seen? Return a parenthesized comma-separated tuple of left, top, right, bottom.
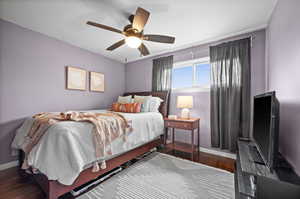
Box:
(134, 95, 152, 112)
(148, 97, 164, 112)
(118, 95, 132, 104)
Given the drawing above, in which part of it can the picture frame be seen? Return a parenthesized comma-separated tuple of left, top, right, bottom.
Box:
(66, 66, 87, 91)
(90, 71, 105, 92)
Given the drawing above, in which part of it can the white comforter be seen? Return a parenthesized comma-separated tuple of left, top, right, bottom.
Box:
(11, 110, 164, 185)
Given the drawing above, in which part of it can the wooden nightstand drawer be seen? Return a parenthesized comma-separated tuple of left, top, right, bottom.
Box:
(165, 121, 193, 130)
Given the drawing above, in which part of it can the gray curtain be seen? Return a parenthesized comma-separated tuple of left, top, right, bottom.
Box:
(152, 55, 174, 91)
(210, 38, 251, 152)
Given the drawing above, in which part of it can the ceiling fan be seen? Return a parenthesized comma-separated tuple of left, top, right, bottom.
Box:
(86, 7, 175, 56)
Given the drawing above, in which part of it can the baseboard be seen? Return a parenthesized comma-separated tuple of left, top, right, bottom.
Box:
(199, 147, 236, 160)
(0, 160, 19, 171)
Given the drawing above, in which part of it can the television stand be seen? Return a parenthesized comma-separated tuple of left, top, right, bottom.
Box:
(248, 145, 265, 165)
(235, 140, 300, 198)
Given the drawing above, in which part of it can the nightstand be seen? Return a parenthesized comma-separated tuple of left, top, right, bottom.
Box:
(164, 117, 200, 160)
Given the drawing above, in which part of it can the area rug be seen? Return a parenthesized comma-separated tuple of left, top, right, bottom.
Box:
(77, 152, 235, 199)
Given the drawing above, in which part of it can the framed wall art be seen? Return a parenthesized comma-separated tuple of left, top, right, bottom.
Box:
(90, 71, 105, 92)
(66, 66, 87, 91)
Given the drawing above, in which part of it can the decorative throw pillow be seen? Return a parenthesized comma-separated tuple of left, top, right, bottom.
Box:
(148, 97, 164, 112)
(112, 103, 142, 113)
(117, 95, 132, 104)
(133, 95, 152, 112)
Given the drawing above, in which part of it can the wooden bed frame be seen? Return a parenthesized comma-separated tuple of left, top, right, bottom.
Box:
(20, 91, 170, 199)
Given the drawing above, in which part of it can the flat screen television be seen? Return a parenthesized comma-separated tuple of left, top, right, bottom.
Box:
(252, 91, 279, 171)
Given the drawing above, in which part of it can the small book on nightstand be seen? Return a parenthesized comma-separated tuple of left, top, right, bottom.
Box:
(168, 115, 177, 120)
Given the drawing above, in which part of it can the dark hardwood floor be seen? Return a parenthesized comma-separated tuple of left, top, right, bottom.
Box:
(160, 142, 236, 173)
(0, 145, 235, 199)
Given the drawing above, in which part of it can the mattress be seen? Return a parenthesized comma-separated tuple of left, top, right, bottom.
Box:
(11, 110, 164, 185)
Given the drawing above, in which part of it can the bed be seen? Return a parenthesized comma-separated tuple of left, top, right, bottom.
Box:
(13, 91, 169, 199)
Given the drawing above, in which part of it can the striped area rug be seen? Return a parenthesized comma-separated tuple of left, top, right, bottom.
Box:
(78, 152, 235, 199)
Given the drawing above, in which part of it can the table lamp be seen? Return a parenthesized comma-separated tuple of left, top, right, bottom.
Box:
(177, 96, 193, 119)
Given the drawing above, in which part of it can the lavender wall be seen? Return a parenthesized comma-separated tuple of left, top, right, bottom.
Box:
(0, 20, 125, 164)
(126, 29, 266, 148)
(267, 0, 300, 175)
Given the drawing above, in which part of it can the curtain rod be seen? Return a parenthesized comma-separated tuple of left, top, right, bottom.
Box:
(173, 34, 255, 59)
(209, 35, 254, 48)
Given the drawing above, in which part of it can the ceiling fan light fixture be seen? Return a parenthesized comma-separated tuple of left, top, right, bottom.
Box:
(125, 36, 142, 48)
(86, 7, 175, 56)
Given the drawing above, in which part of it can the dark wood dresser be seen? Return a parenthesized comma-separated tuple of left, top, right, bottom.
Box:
(235, 139, 300, 198)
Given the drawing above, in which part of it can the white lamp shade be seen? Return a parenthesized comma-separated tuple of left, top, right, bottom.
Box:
(177, 96, 193, 109)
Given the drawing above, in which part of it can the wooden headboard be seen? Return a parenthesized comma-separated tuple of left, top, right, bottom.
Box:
(123, 91, 170, 117)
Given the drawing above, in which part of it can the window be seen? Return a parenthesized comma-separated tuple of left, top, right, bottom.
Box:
(172, 57, 210, 91)
(172, 66, 193, 89)
(196, 63, 210, 86)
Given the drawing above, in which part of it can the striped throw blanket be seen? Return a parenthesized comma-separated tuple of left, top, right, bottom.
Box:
(22, 111, 132, 172)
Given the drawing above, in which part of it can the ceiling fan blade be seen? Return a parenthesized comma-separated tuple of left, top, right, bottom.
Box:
(132, 7, 150, 32)
(87, 21, 123, 34)
(143, 34, 175, 44)
(106, 39, 125, 51)
(138, 43, 150, 56)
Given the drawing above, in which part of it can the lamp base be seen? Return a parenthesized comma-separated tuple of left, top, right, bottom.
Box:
(181, 108, 190, 119)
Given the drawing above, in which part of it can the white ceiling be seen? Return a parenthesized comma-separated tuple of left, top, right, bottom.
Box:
(0, 0, 277, 63)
